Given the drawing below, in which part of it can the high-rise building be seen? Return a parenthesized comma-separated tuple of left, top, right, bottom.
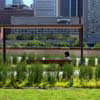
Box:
(57, 0, 84, 17)
(0, 0, 5, 9)
(34, 0, 56, 16)
(87, 0, 100, 33)
(13, 0, 23, 6)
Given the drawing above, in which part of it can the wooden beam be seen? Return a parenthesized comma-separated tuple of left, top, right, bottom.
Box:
(0, 25, 82, 29)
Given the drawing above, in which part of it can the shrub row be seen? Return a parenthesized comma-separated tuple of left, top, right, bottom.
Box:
(0, 64, 100, 88)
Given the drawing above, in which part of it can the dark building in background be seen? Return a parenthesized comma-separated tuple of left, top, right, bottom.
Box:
(78, 0, 83, 17)
(60, 0, 70, 17)
(0, 8, 34, 25)
(11, 16, 82, 35)
(0, 0, 5, 9)
(60, 0, 83, 17)
(0, 8, 34, 34)
(71, 0, 77, 16)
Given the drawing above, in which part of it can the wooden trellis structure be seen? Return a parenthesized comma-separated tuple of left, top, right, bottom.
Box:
(0, 24, 83, 64)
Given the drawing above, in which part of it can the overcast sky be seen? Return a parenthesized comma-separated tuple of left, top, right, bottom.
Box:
(7, 0, 33, 6)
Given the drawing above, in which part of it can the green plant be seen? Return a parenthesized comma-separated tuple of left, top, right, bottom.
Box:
(79, 66, 93, 81)
(63, 64, 73, 80)
(28, 64, 43, 86)
(10, 63, 28, 88)
(95, 65, 100, 81)
(0, 64, 10, 87)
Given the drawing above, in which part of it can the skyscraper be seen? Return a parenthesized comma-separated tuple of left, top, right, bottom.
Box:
(58, 0, 84, 17)
(13, 0, 23, 6)
(87, 0, 100, 33)
(0, 0, 5, 9)
(34, 0, 56, 16)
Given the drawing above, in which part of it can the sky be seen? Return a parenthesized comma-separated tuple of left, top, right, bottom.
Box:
(6, 0, 33, 6)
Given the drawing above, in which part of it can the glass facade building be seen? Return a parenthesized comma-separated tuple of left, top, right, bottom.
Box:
(71, 0, 77, 16)
(78, 0, 83, 16)
(60, 0, 83, 17)
(13, 0, 23, 6)
(60, 0, 70, 16)
(0, 0, 5, 9)
(34, 0, 56, 16)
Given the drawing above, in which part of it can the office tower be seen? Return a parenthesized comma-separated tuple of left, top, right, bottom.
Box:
(87, 0, 100, 33)
(0, 0, 5, 9)
(60, 0, 70, 16)
(58, 0, 84, 17)
(13, 0, 23, 6)
(34, 0, 56, 16)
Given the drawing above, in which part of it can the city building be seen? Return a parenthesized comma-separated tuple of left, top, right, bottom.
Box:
(0, 8, 34, 25)
(13, 0, 23, 6)
(0, 0, 5, 9)
(34, 0, 56, 16)
(87, 0, 100, 33)
(11, 16, 82, 34)
(57, 0, 84, 17)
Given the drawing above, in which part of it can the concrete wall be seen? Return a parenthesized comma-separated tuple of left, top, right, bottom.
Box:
(0, 48, 100, 57)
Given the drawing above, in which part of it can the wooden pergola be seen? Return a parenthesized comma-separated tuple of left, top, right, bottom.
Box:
(0, 24, 83, 64)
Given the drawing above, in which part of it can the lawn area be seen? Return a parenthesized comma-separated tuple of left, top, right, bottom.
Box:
(0, 89, 100, 100)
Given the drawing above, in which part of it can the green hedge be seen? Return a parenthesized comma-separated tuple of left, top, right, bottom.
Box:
(0, 63, 100, 88)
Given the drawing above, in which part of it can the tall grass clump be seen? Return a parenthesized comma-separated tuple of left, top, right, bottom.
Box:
(27, 64, 43, 86)
(10, 63, 27, 88)
(63, 64, 73, 80)
(79, 66, 93, 88)
(79, 66, 93, 81)
(95, 66, 100, 81)
(15, 63, 27, 82)
(95, 65, 100, 88)
(0, 64, 10, 87)
(63, 64, 73, 87)
(40, 64, 58, 88)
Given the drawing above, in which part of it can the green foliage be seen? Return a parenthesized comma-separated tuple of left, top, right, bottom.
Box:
(63, 64, 73, 80)
(0, 59, 100, 88)
(79, 66, 93, 80)
(94, 43, 100, 48)
(44, 64, 59, 71)
(6, 34, 17, 40)
(0, 64, 9, 86)
(28, 64, 43, 86)
(95, 66, 100, 80)
(15, 63, 27, 83)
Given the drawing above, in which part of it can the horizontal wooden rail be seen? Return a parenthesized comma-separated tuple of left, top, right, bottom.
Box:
(0, 25, 82, 29)
(27, 59, 72, 65)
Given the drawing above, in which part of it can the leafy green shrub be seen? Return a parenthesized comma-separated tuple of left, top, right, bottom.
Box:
(94, 43, 100, 48)
(46, 72, 57, 85)
(95, 66, 100, 81)
(63, 64, 73, 80)
(79, 66, 93, 81)
(15, 63, 27, 83)
(27, 64, 43, 86)
(0, 64, 10, 87)
(89, 57, 95, 66)
(44, 64, 59, 72)
(12, 55, 17, 64)
(55, 82, 69, 88)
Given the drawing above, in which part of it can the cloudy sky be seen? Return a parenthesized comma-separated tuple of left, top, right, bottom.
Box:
(7, 0, 33, 6)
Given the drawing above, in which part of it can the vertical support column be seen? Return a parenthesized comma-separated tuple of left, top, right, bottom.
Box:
(0, 27, 3, 40)
(2, 27, 6, 64)
(79, 26, 83, 65)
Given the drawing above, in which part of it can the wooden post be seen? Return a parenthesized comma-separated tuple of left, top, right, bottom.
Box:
(79, 26, 84, 65)
(2, 28, 6, 64)
(0, 28, 3, 40)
